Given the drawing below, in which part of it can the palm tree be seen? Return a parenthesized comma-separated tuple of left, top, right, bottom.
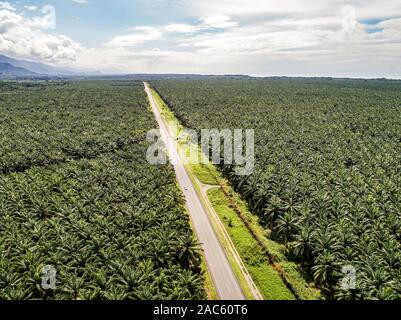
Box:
(253, 182, 272, 213)
(103, 286, 128, 300)
(311, 251, 340, 295)
(290, 225, 314, 264)
(263, 195, 285, 228)
(274, 211, 299, 245)
(380, 239, 401, 270)
(312, 225, 342, 255)
(176, 233, 202, 273)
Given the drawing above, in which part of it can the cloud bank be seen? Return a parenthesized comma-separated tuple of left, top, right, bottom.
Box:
(0, 2, 83, 62)
(1, 0, 401, 77)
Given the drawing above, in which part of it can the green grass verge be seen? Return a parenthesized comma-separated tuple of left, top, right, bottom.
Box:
(184, 164, 255, 300)
(208, 188, 295, 300)
(220, 187, 321, 300)
(201, 258, 218, 300)
(191, 163, 220, 186)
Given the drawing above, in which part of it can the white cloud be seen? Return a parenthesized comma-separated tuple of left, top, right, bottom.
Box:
(0, 1, 15, 11)
(0, 6, 83, 62)
(104, 26, 163, 46)
(164, 23, 198, 33)
(201, 15, 238, 28)
(163, 1, 401, 70)
(24, 5, 38, 11)
(103, 16, 238, 48)
(342, 5, 357, 34)
(72, 0, 90, 4)
(179, 0, 401, 20)
(73, 1, 401, 77)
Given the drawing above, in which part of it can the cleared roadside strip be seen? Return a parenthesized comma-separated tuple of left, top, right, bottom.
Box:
(144, 82, 247, 300)
(198, 183, 264, 300)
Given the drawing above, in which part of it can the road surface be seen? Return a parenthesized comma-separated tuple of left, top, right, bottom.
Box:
(199, 183, 264, 300)
(144, 82, 245, 300)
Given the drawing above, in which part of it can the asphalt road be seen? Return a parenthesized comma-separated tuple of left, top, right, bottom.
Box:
(144, 82, 245, 300)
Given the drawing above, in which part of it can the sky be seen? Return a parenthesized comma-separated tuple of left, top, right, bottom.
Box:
(0, 0, 401, 77)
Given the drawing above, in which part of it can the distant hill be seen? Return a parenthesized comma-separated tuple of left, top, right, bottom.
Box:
(0, 54, 77, 76)
(0, 62, 39, 79)
(0, 54, 104, 79)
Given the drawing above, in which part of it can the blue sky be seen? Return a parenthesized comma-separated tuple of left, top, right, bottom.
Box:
(14, 0, 192, 46)
(1, 0, 401, 77)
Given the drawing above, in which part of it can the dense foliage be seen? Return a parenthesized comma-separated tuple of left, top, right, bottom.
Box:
(153, 79, 401, 299)
(0, 81, 204, 300)
(0, 82, 149, 174)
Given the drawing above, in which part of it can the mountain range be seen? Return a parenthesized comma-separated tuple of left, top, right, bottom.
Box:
(0, 62, 39, 78)
(0, 54, 99, 79)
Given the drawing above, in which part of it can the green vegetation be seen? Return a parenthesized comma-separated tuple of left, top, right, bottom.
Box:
(152, 78, 401, 300)
(150, 86, 256, 299)
(208, 188, 295, 300)
(188, 151, 319, 300)
(185, 164, 256, 300)
(150, 84, 315, 300)
(191, 163, 219, 186)
(0, 81, 205, 300)
(220, 185, 321, 300)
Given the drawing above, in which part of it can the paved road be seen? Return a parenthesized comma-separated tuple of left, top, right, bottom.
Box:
(144, 82, 245, 300)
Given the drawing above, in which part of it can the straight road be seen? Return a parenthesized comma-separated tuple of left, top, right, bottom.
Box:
(144, 82, 245, 300)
